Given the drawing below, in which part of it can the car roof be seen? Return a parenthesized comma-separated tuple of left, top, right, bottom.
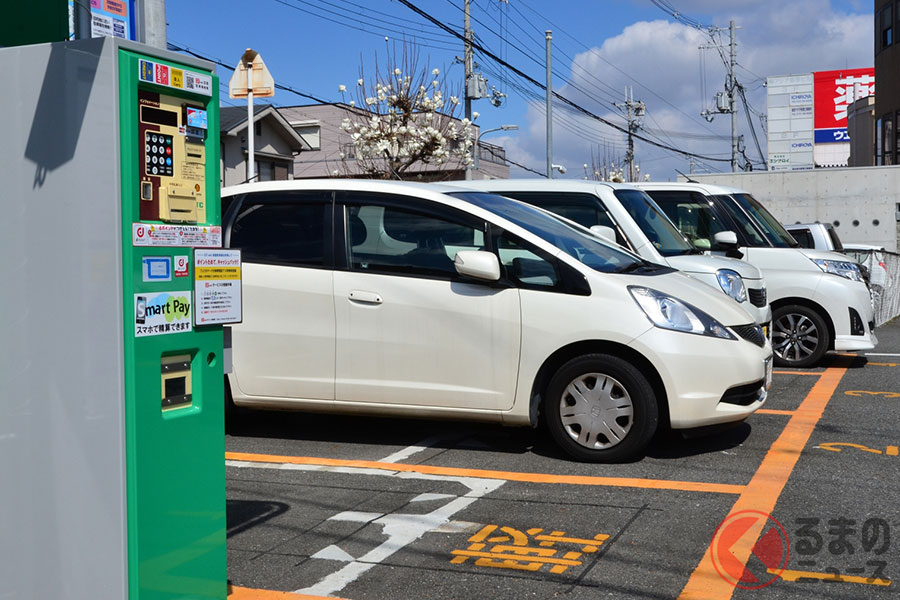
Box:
(635, 181, 747, 195)
(443, 178, 640, 192)
(222, 178, 478, 198)
(784, 222, 835, 229)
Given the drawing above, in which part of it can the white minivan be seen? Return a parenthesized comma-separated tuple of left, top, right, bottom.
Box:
(222, 180, 772, 462)
(636, 182, 877, 368)
(444, 179, 770, 329)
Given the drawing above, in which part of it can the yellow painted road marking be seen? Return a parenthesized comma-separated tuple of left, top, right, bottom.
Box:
(229, 586, 345, 599)
(887, 446, 899, 456)
(868, 362, 899, 367)
(817, 442, 883, 454)
(773, 370, 821, 376)
(771, 568, 891, 586)
(678, 358, 850, 599)
(845, 390, 900, 398)
(756, 409, 795, 416)
(225, 452, 744, 494)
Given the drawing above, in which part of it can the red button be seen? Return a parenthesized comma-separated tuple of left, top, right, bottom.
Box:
(166, 147, 172, 155)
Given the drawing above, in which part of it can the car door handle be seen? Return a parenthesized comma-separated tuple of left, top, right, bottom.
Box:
(348, 290, 383, 305)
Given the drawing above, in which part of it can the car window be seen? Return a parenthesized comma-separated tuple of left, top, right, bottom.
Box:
(645, 190, 746, 250)
(450, 191, 641, 273)
(491, 191, 627, 247)
(723, 193, 796, 248)
(708, 195, 772, 247)
(826, 226, 844, 250)
(613, 189, 694, 256)
(230, 198, 328, 267)
(788, 228, 813, 248)
(495, 232, 560, 289)
(344, 202, 484, 279)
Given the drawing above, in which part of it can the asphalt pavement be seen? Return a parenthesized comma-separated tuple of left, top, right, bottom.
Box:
(225, 318, 900, 600)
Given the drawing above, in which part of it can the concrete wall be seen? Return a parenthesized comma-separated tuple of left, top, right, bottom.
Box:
(684, 166, 900, 251)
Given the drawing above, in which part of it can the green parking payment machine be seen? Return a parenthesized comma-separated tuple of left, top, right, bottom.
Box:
(1, 37, 237, 599)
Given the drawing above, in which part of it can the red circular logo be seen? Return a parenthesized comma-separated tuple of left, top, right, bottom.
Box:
(710, 510, 789, 589)
(136, 226, 145, 238)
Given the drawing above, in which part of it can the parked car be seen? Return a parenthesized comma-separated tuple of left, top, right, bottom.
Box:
(442, 179, 770, 330)
(783, 222, 843, 251)
(635, 182, 877, 368)
(221, 180, 772, 462)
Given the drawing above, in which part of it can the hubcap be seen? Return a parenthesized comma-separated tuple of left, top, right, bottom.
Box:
(559, 373, 634, 450)
(773, 312, 819, 362)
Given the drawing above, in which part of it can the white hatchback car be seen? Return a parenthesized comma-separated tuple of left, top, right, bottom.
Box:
(222, 180, 773, 462)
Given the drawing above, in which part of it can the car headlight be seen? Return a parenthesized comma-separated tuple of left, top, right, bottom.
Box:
(811, 258, 864, 282)
(716, 269, 747, 303)
(629, 286, 736, 340)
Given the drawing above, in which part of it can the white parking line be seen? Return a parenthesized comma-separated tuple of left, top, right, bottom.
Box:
(866, 353, 900, 357)
(377, 434, 458, 463)
(226, 444, 503, 597)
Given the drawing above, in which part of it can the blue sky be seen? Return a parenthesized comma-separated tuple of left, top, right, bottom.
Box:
(167, 0, 873, 180)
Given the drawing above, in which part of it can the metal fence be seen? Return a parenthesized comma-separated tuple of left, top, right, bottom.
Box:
(842, 249, 900, 326)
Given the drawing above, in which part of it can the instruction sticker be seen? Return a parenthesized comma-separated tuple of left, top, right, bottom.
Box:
(132, 223, 221, 248)
(134, 292, 193, 337)
(138, 60, 212, 96)
(194, 249, 242, 325)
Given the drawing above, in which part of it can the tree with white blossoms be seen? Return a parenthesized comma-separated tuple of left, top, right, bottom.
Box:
(582, 143, 649, 182)
(336, 43, 475, 180)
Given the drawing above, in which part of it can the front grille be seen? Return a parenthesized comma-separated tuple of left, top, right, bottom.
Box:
(748, 287, 767, 307)
(720, 378, 766, 406)
(732, 324, 766, 347)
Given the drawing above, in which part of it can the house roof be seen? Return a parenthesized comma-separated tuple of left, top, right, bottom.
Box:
(219, 104, 310, 151)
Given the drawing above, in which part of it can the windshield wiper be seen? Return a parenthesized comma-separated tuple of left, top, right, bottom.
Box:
(617, 260, 663, 274)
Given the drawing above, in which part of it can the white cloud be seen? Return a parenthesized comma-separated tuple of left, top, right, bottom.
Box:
(509, 1, 873, 180)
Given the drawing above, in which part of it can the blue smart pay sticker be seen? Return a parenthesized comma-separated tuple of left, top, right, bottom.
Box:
(142, 256, 172, 282)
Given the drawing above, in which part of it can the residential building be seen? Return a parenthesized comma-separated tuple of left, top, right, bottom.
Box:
(279, 103, 510, 181)
(219, 104, 308, 187)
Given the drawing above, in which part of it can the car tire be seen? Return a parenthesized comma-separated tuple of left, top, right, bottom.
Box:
(772, 304, 829, 368)
(544, 354, 658, 463)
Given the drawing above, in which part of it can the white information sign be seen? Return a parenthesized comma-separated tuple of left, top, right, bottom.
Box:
(132, 223, 222, 248)
(194, 249, 242, 326)
(134, 291, 193, 337)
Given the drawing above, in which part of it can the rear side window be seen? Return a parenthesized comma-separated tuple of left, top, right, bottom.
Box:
(789, 228, 813, 248)
(230, 196, 328, 267)
(826, 226, 843, 250)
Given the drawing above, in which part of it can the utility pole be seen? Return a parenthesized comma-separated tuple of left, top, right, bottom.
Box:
(728, 20, 737, 172)
(464, 0, 474, 180)
(614, 87, 645, 181)
(546, 30, 553, 179)
(700, 20, 740, 172)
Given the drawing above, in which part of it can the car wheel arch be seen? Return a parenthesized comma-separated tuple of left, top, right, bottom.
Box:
(770, 297, 835, 350)
(528, 340, 669, 430)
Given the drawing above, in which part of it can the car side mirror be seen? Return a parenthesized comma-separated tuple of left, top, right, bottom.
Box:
(589, 225, 616, 243)
(713, 230, 743, 259)
(454, 250, 501, 282)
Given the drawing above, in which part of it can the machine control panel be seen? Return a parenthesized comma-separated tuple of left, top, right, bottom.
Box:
(138, 89, 208, 223)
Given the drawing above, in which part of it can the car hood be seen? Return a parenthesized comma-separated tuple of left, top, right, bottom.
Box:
(796, 248, 855, 263)
(605, 269, 759, 326)
(666, 254, 763, 281)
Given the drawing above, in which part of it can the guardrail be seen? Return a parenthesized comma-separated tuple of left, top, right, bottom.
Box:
(842, 249, 900, 326)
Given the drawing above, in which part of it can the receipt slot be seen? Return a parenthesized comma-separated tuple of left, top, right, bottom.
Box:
(1, 37, 229, 599)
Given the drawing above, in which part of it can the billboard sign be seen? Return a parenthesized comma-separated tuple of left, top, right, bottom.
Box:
(813, 68, 874, 144)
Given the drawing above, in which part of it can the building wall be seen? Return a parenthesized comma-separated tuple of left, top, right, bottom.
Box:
(281, 103, 510, 181)
(221, 117, 296, 187)
(848, 96, 875, 167)
(684, 167, 900, 251)
(875, 0, 900, 165)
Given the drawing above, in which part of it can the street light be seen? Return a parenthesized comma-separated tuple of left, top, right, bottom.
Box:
(551, 163, 566, 176)
(468, 124, 519, 179)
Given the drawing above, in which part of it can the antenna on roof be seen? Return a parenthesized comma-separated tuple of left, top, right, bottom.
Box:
(675, 169, 699, 183)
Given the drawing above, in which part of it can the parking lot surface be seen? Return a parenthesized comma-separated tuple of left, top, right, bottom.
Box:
(226, 319, 900, 599)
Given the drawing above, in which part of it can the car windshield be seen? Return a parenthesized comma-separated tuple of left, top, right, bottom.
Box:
(722, 193, 798, 248)
(612, 189, 696, 256)
(449, 191, 645, 273)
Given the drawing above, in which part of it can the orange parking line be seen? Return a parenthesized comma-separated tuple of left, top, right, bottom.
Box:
(678, 359, 850, 599)
(773, 370, 820, 376)
(755, 409, 795, 416)
(773, 568, 891, 586)
(225, 452, 745, 495)
(229, 585, 345, 599)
